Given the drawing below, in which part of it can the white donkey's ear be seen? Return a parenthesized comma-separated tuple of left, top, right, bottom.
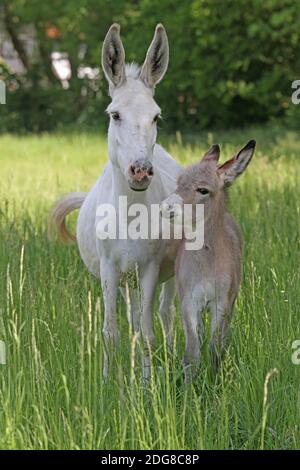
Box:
(102, 23, 126, 89)
(140, 24, 169, 88)
(218, 140, 256, 186)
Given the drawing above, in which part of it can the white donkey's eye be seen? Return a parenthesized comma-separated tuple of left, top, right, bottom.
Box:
(153, 114, 161, 123)
(111, 112, 121, 121)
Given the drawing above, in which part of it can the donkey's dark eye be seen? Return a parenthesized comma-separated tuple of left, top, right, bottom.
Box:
(153, 114, 161, 123)
(111, 112, 120, 121)
(196, 188, 209, 195)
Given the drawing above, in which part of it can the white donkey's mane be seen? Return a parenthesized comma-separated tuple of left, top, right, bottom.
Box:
(125, 63, 141, 79)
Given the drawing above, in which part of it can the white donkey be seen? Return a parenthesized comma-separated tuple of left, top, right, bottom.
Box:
(51, 24, 181, 380)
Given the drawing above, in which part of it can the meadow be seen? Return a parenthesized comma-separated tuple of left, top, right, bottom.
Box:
(0, 125, 299, 450)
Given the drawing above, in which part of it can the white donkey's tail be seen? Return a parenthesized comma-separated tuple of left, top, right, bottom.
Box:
(49, 192, 87, 242)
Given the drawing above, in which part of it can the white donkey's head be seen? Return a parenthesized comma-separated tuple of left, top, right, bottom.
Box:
(102, 23, 169, 192)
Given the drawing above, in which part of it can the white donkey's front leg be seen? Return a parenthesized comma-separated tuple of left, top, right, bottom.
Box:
(100, 256, 120, 382)
(159, 278, 176, 348)
(140, 262, 160, 382)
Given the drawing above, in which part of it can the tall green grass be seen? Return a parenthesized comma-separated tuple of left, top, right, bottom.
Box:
(0, 126, 299, 449)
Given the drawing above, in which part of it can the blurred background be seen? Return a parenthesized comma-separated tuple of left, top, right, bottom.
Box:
(0, 0, 299, 134)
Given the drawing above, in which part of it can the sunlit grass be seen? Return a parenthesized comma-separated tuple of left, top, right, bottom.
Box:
(0, 125, 299, 449)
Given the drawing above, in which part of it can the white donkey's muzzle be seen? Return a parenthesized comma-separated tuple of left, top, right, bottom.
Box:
(128, 159, 154, 191)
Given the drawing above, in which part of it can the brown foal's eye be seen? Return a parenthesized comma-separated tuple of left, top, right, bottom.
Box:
(196, 188, 209, 195)
(111, 112, 120, 121)
(153, 114, 161, 123)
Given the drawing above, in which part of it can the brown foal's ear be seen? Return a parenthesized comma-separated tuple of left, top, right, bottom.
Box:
(202, 144, 220, 162)
(218, 139, 256, 186)
(101, 23, 126, 90)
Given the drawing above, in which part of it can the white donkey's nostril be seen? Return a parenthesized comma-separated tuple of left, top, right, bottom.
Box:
(129, 160, 153, 182)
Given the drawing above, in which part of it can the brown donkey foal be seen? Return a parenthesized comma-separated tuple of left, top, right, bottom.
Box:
(161, 140, 256, 382)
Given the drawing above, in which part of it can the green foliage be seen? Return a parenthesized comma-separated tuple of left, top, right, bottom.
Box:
(189, 0, 300, 128)
(0, 0, 299, 132)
